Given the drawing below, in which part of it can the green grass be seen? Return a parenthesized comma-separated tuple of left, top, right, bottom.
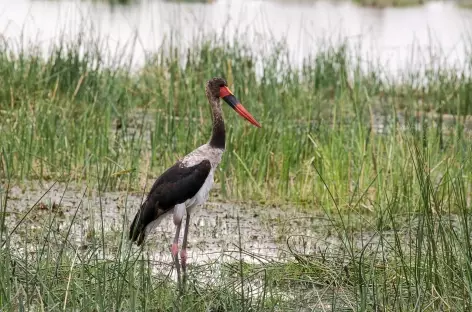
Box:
(1, 34, 472, 206)
(89, 0, 138, 5)
(352, 0, 425, 8)
(457, 0, 472, 8)
(1, 133, 472, 310)
(1, 30, 472, 310)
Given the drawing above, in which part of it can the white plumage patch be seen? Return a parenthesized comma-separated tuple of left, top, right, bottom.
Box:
(182, 144, 224, 168)
(173, 203, 186, 225)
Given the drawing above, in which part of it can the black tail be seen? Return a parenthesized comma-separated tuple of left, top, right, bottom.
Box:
(129, 196, 167, 246)
(129, 209, 146, 246)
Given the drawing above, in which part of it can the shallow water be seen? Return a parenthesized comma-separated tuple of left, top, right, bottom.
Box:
(3, 182, 320, 262)
(2, 182, 401, 267)
(1, 0, 472, 76)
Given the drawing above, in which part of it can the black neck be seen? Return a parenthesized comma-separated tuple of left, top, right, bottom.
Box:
(209, 99, 225, 149)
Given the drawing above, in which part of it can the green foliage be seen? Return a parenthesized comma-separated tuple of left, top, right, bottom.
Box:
(2, 35, 471, 205)
(1, 31, 472, 311)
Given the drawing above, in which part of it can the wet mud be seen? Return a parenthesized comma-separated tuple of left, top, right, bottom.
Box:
(2, 182, 327, 262)
(2, 181, 403, 265)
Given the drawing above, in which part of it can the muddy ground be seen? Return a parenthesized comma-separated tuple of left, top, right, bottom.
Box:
(2, 182, 341, 263)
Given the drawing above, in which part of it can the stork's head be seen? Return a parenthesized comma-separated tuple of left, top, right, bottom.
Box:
(205, 77, 261, 128)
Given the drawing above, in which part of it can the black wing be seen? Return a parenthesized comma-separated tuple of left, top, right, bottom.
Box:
(129, 159, 211, 246)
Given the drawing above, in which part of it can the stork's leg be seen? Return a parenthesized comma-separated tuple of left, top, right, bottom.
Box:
(181, 212, 191, 284)
(171, 221, 182, 289)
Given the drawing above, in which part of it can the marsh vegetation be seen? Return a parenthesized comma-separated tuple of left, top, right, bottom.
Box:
(1, 28, 472, 311)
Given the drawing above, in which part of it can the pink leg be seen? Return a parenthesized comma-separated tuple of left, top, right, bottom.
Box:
(171, 243, 179, 257)
(180, 249, 188, 270)
(172, 221, 182, 288)
(181, 212, 191, 284)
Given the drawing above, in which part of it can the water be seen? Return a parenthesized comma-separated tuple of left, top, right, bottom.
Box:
(1, 0, 472, 75)
(3, 182, 323, 263)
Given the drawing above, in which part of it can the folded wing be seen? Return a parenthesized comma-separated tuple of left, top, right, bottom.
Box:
(129, 159, 212, 246)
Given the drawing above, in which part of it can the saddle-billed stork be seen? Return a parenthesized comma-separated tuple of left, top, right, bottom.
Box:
(129, 77, 261, 287)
